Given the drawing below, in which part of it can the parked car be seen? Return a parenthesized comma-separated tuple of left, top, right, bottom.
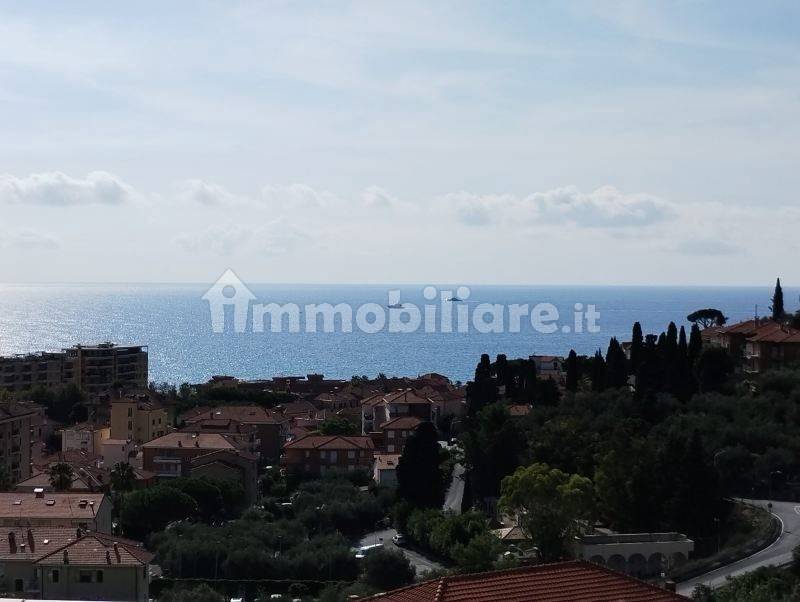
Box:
(354, 543, 384, 559)
(392, 533, 407, 546)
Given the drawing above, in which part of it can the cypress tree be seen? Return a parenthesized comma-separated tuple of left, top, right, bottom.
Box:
(630, 322, 644, 375)
(688, 323, 703, 367)
(605, 337, 629, 389)
(565, 349, 580, 392)
(771, 278, 785, 321)
(591, 350, 606, 392)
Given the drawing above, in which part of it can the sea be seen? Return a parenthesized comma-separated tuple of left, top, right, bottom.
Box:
(0, 284, 795, 385)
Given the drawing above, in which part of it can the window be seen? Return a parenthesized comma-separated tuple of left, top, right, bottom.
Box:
(329, 451, 338, 462)
(387, 431, 395, 439)
(127, 421, 132, 431)
(96, 570, 104, 583)
(51, 569, 59, 583)
(79, 570, 92, 583)
(127, 408, 132, 417)
(347, 450, 356, 459)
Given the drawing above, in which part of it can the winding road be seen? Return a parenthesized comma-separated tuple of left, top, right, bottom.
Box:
(677, 499, 800, 596)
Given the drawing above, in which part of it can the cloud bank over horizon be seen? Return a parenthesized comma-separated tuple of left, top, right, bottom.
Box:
(1, 1, 799, 285)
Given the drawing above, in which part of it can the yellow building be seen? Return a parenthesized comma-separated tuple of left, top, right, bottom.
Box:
(109, 390, 168, 444)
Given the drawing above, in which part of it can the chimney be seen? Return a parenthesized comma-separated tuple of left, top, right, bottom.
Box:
(106, 549, 112, 564)
(34, 487, 44, 499)
(113, 543, 120, 562)
(27, 529, 34, 552)
(76, 527, 83, 538)
(177, 440, 182, 447)
(63, 549, 69, 564)
(195, 440, 200, 447)
(8, 532, 16, 554)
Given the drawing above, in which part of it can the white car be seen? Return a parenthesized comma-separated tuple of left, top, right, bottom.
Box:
(392, 533, 407, 546)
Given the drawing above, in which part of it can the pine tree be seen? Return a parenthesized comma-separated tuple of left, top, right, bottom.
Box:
(396, 422, 445, 508)
(630, 322, 644, 375)
(771, 277, 785, 321)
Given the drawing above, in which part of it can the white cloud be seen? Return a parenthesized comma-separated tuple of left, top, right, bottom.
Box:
(177, 180, 244, 206)
(0, 228, 59, 250)
(0, 171, 136, 206)
(674, 238, 742, 256)
(261, 184, 341, 209)
(173, 220, 310, 257)
(362, 186, 397, 209)
(441, 186, 675, 228)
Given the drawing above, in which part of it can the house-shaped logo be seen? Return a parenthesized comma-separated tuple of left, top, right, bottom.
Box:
(202, 269, 256, 333)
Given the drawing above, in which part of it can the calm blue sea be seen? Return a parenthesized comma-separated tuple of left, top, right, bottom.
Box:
(0, 284, 795, 385)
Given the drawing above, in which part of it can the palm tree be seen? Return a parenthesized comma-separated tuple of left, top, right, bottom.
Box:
(48, 462, 75, 491)
(110, 462, 136, 492)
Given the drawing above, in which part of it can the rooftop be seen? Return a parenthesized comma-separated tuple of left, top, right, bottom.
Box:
(141, 432, 238, 450)
(380, 416, 423, 430)
(181, 404, 286, 425)
(36, 531, 153, 567)
(284, 434, 374, 451)
(359, 560, 686, 601)
(0, 492, 106, 521)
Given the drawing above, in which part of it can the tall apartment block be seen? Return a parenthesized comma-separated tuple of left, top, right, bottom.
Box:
(0, 402, 41, 483)
(0, 344, 148, 395)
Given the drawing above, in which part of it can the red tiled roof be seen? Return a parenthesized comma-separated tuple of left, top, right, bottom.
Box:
(181, 405, 286, 425)
(36, 532, 153, 567)
(284, 434, 374, 451)
(359, 561, 686, 602)
(380, 416, 423, 430)
(362, 389, 433, 407)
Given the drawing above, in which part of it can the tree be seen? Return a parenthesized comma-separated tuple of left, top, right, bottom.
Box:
(110, 462, 136, 492)
(630, 322, 644, 375)
(687, 309, 728, 329)
(688, 323, 703, 367)
(590, 350, 606, 392)
(318, 416, 357, 436)
(362, 548, 415, 590)
(695, 347, 735, 393)
(451, 532, 503, 573)
(397, 422, 445, 508)
(565, 350, 580, 392)
(499, 463, 593, 562)
(467, 354, 498, 415)
(462, 403, 525, 500)
(120, 485, 198, 538)
(159, 584, 225, 602)
(771, 278, 785, 321)
(604, 338, 628, 389)
(48, 463, 74, 491)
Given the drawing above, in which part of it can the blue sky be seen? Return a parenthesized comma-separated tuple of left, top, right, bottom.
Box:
(1, 1, 799, 285)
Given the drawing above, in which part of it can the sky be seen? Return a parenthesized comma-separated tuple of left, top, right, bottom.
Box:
(0, 0, 799, 286)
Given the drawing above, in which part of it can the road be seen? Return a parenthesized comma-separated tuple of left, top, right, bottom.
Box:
(359, 528, 444, 576)
(443, 463, 465, 514)
(677, 499, 800, 596)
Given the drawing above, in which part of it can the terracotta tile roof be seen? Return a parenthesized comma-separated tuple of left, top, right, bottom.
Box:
(36, 532, 153, 567)
(0, 527, 79, 561)
(359, 561, 687, 602)
(0, 493, 107, 522)
(284, 434, 374, 451)
(14, 471, 92, 492)
(507, 404, 532, 417)
(141, 432, 238, 450)
(362, 389, 433, 407)
(380, 416, 423, 430)
(747, 324, 800, 343)
(181, 405, 286, 425)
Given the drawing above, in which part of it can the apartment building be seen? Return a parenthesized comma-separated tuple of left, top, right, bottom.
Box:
(380, 416, 422, 454)
(0, 491, 112, 533)
(179, 405, 290, 461)
(361, 389, 434, 434)
(0, 527, 153, 601)
(0, 344, 148, 395)
(282, 434, 374, 475)
(703, 318, 800, 372)
(0, 402, 42, 485)
(109, 390, 168, 444)
(0, 353, 65, 394)
(61, 422, 111, 455)
(141, 432, 258, 502)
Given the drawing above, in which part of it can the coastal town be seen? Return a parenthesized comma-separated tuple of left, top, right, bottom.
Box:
(0, 281, 797, 601)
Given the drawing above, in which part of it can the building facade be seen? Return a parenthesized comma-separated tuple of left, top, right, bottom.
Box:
(0, 402, 41, 485)
(0, 344, 148, 395)
(109, 390, 168, 444)
(282, 434, 374, 475)
(61, 423, 111, 456)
